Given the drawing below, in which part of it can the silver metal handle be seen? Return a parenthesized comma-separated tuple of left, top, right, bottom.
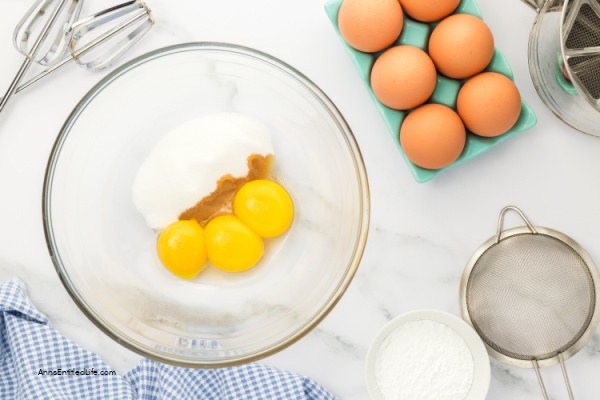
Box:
(0, 59, 35, 113)
(532, 355, 575, 400)
(495, 206, 538, 243)
(559, 353, 575, 400)
(533, 360, 550, 400)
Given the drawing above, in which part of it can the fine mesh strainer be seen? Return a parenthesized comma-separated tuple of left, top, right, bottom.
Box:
(460, 206, 600, 400)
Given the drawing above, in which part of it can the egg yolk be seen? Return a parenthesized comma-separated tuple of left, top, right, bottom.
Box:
(205, 215, 264, 272)
(233, 180, 294, 238)
(157, 220, 207, 279)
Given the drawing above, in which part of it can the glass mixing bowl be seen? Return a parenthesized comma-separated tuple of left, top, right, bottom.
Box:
(43, 42, 370, 367)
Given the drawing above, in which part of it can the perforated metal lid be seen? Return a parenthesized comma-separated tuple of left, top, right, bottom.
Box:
(562, 0, 600, 110)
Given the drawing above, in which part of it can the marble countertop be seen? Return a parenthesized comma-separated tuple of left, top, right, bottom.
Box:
(1, 0, 600, 398)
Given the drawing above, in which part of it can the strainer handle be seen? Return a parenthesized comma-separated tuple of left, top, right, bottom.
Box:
(532, 360, 550, 400)
(496, 206, 538, 243)
(559, 353, 576, 400)
(532, 355, 575, 400)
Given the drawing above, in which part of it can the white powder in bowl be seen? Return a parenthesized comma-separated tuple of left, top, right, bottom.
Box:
(375, 319, 474, 400)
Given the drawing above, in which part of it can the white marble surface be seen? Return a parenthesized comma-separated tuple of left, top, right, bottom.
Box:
(1, 0, 600, 399)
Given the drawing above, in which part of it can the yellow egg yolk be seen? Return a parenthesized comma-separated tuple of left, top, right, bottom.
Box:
(233, 180, 294, 238)
(205, 215, 264, 272)
(157, 220, 207, 279)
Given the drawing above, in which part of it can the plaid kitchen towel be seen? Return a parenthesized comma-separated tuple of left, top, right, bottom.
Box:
(0, 278, 337, 400)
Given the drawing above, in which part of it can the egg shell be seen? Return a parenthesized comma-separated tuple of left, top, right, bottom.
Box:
(325, 0, 538, 182)
(457, 72, 522, 137)
(429, 14, 495, 79)
(371, 46, 437, 110)
(400, 0, 461, 22)
(338, 0, 404, 53)
(400, 104, 466, 170)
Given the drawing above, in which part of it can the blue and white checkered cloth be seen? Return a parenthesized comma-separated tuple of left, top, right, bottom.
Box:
(0, 279, 337, 400)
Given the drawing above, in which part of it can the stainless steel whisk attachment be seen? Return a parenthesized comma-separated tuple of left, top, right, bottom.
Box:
(0, 0, 154, 114)
(17, 1, 154, 94)
(67, 1, 153, 71)
(14, 0, 83, 67)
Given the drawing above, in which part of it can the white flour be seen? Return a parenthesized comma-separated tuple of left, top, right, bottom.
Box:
(375, 320, 474, 400)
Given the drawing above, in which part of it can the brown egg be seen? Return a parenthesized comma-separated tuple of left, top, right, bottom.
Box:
(429, 14, 495, 79)
(338, 0, 404, 53)
(400, 104, 466, 170)
(399, 0, 460, 22)
(457, 72, 522, 137)
(371, 46, 437, 110)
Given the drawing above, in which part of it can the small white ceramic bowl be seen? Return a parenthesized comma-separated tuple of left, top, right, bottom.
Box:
(366, 310, 490, 400)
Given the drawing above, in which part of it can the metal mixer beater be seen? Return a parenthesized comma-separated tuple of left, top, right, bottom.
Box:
(0, 0, 154, 114)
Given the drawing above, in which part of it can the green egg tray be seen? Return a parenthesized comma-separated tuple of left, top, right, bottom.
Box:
(324, 0, 537, 183)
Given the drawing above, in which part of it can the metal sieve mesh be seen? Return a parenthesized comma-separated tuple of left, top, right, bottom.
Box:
(466, 233, 595, 362)
(568, 55, 600, 99)
(463, 207, 600, 400)
(565, 3, 600, 49)
(563, 0, 600, 105)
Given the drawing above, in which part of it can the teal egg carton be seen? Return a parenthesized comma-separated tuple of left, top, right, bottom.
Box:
(325, 0, 537, 183)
